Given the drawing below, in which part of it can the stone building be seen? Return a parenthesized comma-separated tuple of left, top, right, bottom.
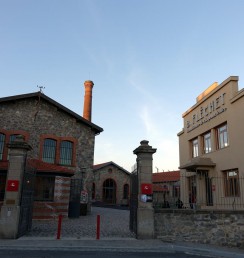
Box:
(178, 76, 244, 210)
(152, 171, 180, 208)
(92, 161, 131, 206)
(0, 81, 103, 219)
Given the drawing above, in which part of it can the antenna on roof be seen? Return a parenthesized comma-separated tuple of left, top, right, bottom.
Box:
(37, 85, 45, 93)
(155, 167, 159, 173)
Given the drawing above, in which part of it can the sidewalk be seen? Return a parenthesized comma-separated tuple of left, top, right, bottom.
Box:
(0, 207, 243, 257)
(0, 238, 243, 257)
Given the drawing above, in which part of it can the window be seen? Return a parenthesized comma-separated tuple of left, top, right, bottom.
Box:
(8, 134, 25, 160)
(0, 131, 28, 161)
(217, 123, 228, 149)
(34, 176, 55, 201)
(192, 138, 199, 157)
(173, 185, 180, 198)
(0, 174, 6, 201)
(224, 169, 240, 197)
(60, 141, 73, 165)
(203, 132, 211, 154)
(123, 184, 129, 199)
(41, 136, 76, 166)
(0, 134, 5, 160)
(42, 139, 57, 164)
(9, 134, 19, 143)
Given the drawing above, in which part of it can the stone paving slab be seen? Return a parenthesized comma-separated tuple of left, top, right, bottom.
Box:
(26, 206, 135, 239)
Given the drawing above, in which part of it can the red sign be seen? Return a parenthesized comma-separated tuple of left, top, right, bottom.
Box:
(212, 185, 216, 192)
(6, 180, 19, 192)
(141, 183, 152, 195)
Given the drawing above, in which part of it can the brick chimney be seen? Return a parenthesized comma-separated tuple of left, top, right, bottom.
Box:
(83, 80, 94, 121)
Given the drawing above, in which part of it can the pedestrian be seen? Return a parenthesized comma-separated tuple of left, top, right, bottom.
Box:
(176, 198, 183, 209)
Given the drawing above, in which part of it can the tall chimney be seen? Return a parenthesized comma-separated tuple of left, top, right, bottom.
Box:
(83, 80, 94, 121)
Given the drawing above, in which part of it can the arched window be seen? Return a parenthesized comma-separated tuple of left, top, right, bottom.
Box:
(0, 133, 5, 160)
(123, 184, 129, 199)
(103, 179, 116, 204)
(60, 140, 73, 165)
(42, 139, 57, 163)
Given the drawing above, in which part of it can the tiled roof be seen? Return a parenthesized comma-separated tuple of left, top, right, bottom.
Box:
(152, 171, 180, 183)
(93, 162, 112, 170)
(27, 159, 75, 176)
(93, 161, 130, 175)
(0, 159, 74, 176)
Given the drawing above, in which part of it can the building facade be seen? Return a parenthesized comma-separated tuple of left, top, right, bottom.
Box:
(0, 83, 103, 219)
(178, 76, 244, 210)
(92, 161, 131, 206)
(152, 171, 180, 208)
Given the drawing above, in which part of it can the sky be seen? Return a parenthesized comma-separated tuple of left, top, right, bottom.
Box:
(1, 0, 244, 173)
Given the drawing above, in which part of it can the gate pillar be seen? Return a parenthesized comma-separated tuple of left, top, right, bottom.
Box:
(0, 135, 32, 239)
(133, 140, 156, 239)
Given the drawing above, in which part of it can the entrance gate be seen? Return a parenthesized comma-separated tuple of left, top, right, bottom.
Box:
(17, 165, 36, 238)
(129, 170, 138, 235)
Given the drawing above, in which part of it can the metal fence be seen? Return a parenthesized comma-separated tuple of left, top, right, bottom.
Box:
(153, 175, 244, 211)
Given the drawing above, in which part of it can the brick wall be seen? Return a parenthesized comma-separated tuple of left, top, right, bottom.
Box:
(33, 177, 71, 219)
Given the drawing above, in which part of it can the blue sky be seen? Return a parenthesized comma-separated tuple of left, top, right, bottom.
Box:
(1, 0, 244, 172)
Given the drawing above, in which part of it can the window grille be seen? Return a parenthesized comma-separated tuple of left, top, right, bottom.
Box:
(60, 140, 73, 165)
(42, 139, 57, 164)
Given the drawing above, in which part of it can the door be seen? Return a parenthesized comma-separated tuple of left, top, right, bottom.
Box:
(103, 179, 116, 204)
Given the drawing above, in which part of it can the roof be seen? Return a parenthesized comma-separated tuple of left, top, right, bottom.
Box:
(179, 157, 216, 171)
(153, 184, 171, 192)
(28, 159, 75, 177)
(93, 161, 130, 175)
(152, 171, 180, 183)
(0, 91, 103, 135)
(0, 159, 75, 177)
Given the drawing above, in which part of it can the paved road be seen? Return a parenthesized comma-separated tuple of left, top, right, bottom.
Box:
(0, 250, 210, 258)
(27, 206, 134, 239)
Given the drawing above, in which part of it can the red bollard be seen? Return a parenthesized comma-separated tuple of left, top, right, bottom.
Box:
(57, 214, 63, 240)
(96, 214, 100, 240)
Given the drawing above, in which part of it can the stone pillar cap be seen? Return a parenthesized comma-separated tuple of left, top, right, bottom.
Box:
(7, 135, 32, 151)
(133, 140, 157, 154)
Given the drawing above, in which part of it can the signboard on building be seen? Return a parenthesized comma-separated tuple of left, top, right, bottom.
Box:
(80, 190, 88, 204)
(141, 183, 152, 194)
(6, 180, 19, 192)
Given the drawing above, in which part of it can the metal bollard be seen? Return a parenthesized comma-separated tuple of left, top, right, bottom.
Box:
(96, 214, 100, 240)
(57, 214, 63, 240)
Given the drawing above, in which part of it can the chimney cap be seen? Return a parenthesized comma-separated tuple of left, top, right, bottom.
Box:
(84, 80, 94, 87)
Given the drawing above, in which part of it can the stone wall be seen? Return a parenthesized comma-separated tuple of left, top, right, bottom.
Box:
(93, 165, 130, 205)
(154, 209, 244, 248)
(0, 97, 96, 171)
(0, 96, 97, 218)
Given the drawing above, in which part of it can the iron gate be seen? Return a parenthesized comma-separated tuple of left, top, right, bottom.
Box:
(17, 165, 36, 238)
(130, 169, 138, 235)
(68, 177, 83, 218)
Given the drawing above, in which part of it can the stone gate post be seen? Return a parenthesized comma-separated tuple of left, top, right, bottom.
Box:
(0, 135, 32, 239)
(133, 140, 156, 239)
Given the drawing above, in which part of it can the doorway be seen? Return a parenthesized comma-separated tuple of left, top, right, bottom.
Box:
(103, 179, 116, 204)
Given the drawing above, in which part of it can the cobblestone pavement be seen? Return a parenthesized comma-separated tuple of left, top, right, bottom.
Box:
(26, 207, 135, 239)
